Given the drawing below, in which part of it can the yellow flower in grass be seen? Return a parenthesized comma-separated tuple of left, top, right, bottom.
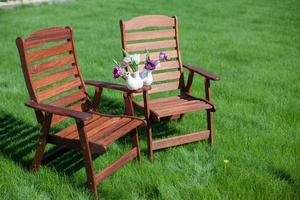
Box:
(224, 159, 229, 165)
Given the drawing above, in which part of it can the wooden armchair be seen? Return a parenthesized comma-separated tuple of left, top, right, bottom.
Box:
(16, 26, 150, 198)
(120, 15, 220, 160)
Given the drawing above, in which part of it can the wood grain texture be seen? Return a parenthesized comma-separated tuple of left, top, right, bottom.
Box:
(123, 15, 175, 30)
(29, 54, 75, 76)
(32, 66, 78, 90)
(126, 39, 176, 52)
(126, 29, 175, 41)
(152, 130, 210, 150)
(27, 42, 72, 63)
(25, 27, 71, 49)
(36, 78, 82, 102)
(152, 71, 181, 82)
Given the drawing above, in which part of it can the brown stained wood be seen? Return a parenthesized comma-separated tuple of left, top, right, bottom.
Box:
(51, 102, 84, 126)
(152, 130, 210, 150)
(76, 120, 98, 197)
(120, 15, 219, 160)
(123, 15, 175, 30)
(18, 27, 143, 198)
(152, 71, 181, 82)
(25, 100, 92, 121)
(31, 112, 52, 171)
(100, 120, 143, 146)
(32, 66, 78, 90)
(156, 102, 212, 117)
(126, 39, 176, 52)
(95, 148, 137, 184)
(27, 42, 72, 63)
(205, 79, 214, 145)
(135, 95, 213, 118)
(142, 91, 154, 160)
(89, 118, 132, 142)
(29, 54, 75, 76)
(91, 87, 102, 112)
(126, 29, 176, 41)
(36, 78, 82, 102)
(183, 64, 220, 81)
(49, 89, 86, 107)
(148, 81, 180, 94)
(25, 27, 71, 49)
(139, 50, 178, 62)
(54, 115, 107, 137)
(185, 71, 194, 93)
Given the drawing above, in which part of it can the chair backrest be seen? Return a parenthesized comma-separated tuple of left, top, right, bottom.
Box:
(120, 15, 184, 96)
(16, 27, 89, 126)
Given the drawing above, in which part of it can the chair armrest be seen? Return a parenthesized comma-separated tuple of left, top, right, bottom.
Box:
(84, 80, 151, 93)
(25, 101, 93, 121)
(183, 64, 220, 81)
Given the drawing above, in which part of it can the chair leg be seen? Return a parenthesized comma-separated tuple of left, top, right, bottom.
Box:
(31, 113, 52, 171)
(147, 125, 154, 161)
(207, 110, 214, 145)
(76, 120, 98, 199)
(131, 128, 141, 161)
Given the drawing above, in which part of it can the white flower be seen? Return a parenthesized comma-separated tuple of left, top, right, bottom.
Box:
(123, 57, 131, 64)
(130, 54, 140, 64)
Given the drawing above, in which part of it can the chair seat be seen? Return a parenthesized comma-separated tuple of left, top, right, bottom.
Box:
(135, 94, 214, 122)
(50, 113, 145, 154)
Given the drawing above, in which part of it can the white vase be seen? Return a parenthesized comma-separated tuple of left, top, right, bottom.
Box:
(132, 71, 143, 89)
(124, 71, 143, 90)
(140, 69, 153, 85)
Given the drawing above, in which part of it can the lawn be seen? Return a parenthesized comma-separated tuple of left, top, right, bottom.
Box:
(0, 0, 299, 199)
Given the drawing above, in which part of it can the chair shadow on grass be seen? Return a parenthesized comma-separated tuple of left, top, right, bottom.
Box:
(0, 95, 181, 175)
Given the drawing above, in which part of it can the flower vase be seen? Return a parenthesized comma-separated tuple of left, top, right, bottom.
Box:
(132, 71, 143, 89)
(124, 71, 143, 90)
(140, 69, 153, 85)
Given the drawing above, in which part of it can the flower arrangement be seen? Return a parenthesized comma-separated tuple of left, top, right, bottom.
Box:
(112, 49, 169, 90)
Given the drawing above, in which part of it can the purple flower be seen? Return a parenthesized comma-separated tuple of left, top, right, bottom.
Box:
(159, 52, 169, 61)
(112, 66, 123, 78)
(145, 60, 159, 70)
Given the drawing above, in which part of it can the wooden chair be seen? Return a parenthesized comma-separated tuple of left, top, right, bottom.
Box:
(120, 15, 220, 160)
(16, 26, 150, 198)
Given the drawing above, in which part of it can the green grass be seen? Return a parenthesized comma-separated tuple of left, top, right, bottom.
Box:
(0, 0, 299, 199)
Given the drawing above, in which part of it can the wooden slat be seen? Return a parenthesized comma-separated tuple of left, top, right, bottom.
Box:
(138, 60, 180, 71)
(100, 120, 143, 146)
(33, 66, 78, 90)
(139, 50, 178, 62)
(153, 71, 181, 82)
(124, 15, 175, 30)
(27, 42, 72, 63)
(94, 148, 137, 184)
(25, 28, 71, 49)
(90, 118, 133, 142)
(29, 54, 75, 76)
(126, 40, 176, 52)
(51, 103, 83, 126)
(126, 29, 175, 41)
(36, 78, 82, 102)
(49, 89, 86, 107)
(149, 81, 180, 94)
(53, 115, 108, 135)
(157, 102, 212, 117)
(152, 131, 210, 150)
(86, 118, 121, 139)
